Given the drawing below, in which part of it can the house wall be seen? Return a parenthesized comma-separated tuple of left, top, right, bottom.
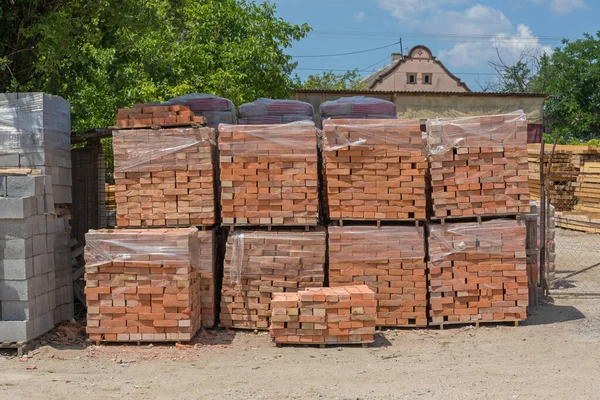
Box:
(372, 59, 469, 92)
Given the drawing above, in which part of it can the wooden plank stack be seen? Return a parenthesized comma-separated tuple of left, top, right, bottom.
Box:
(427, 112, 530, 218)
(269, 285, 376, 345)
(113, 127, 217, 227)
(328, 226, 427, 327)
(84, 228, 202, 342)
(218, 121, 319, 226)
(556, 162, 600, 233)
(115, 104, 205, 128)
(220, 229, 326, 329)
(322, 119, 427, 221)
(527, 144, 576, 211)
(427, 219, 528, 326)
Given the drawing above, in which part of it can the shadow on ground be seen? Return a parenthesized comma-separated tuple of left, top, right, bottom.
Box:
(523, 300, 586, 326)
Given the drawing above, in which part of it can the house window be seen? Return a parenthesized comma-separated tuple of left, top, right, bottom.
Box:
(423, 73, 432, 84)
(407, 73, 417, 84)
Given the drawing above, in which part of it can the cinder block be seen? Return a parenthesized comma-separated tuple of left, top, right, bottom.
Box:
(0, 258, 34, 280)
(0, 279, 31, 301)
(0, 154, 20, 168)
(0, 320, 34, 342)
(0, 219, 33, 239)
(32, 234, 47, 256)
(0, 237, 33, 259)
(31, 215, 47, 236)
(6, 176, 44, 197)
(1, 300, 33, 321)
(32, 311, 55, 338)
(0, 176, 6, 196)
(0, 197, 36, 219)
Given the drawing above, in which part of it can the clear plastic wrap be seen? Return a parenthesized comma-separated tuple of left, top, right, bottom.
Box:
(113, 127, 216, 172)
(162, 94, 236, 127)
(321, 118, 423, 151)
(224, 230, 326, 286)
(0, 93, 71, 153)
(320, 96, 396, 119)
(84, 228, 200, 268)
(238, 98, 314, 118)
(428, 219, 527, 263)
(238, 114, 313, 125)
(426, 110, 527, 156)
(218, 121, 318, 158)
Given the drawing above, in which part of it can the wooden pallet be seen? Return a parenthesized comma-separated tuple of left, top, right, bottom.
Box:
(0, 341, 32, 357)
(332, 219, 424, 228)
(275, 342, 371, 348)
(431, 213, 522, 225)
(225, 223, 317, 232)
(430, 319, 521, 330)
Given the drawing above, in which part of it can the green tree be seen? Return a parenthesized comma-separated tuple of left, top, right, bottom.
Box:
(543, 33, 600, 141)
(300, 69, 368, 90)
(1, 0, 310, 133)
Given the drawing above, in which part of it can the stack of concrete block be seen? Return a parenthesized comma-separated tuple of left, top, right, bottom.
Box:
(0, 174, 60, 342)
(219, 121, 319, 226)
(113, 127, 217, 227)
(428, 219, 528, 326)
(84, 228, 203, 342)
(328, 225, 428, 327)
(270, 285, 377, 345)
(322, 119, 427, 221)
(427, 112, 530, 218)
(220, 229, 326, 329)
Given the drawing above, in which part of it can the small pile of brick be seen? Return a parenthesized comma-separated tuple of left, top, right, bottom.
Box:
(270, 285, 376, 345)
(328, 226, 427, 327)
(219, 121, 319, 226)
(84, 228, 202, 342)
(322, 119, 427, 220)
(220, 229, 326, 329)
(115, 104, 205, 128)
(113, 127, 217, 227)
(428, 219, 528, 326)
(427, 112, 530, 218)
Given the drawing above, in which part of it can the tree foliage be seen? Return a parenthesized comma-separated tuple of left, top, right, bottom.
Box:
(1, 0, 310, 133)
(300, 69, 368, 91)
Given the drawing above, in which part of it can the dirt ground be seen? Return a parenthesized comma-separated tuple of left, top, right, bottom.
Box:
(1, 297, 599, 400)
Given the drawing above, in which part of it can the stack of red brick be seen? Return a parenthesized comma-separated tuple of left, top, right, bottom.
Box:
(115, 104, 205, 128)
(328, 226, 427, 327)
(84, 228, 203, 342)
(322, 119, 427, 221)
(427, 112, 530, 218)
(270, 285, 377, 345)
(220, 229, 326, 330)
(427, 219, 528, 326)
(113, 127, 217, 227)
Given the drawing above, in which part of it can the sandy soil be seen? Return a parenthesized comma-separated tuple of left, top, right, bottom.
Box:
(1, 297, 599, 400)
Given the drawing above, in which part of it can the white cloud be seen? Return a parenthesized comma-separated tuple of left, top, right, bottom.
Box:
(438, 24, 553, 67)
(530, 0, 586, 14)
(376, 0, 467, 21)
(354, 11, 365, 23)
(426, 5, 512, 36)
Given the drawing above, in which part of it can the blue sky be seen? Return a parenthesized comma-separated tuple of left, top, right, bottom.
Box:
(270, 0, 598, 91)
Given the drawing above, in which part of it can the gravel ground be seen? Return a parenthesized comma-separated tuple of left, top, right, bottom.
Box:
(1, 297, 600, 399)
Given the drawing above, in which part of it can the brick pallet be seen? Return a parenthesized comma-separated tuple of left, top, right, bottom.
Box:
(115, 104, 205, 128)
(84, 228, 203, 342)
(427, 112, 530, 218)
(220, 229, 326, 329)
(197, 229, 217, 328)
(270, 285, 376, 345)
(322, 119, 427, 221)
(428, 219, 528, 326)
(219, 122, 319, 226)
(113, 127, 217, 227)
(328, 225, 427, 327)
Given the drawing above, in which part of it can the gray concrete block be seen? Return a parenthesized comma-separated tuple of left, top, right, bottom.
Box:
(0, 280, 31, 300)
(0, 320, 34, 342)
(0, 176, 6, 196)
(32, 234, 47, 256)
(6, 176, 44, 197)
(44, 194, 55, 213)
(0, 237, 33, 259)
(31, 215, 47, 236)
(46, 232, 55, 252)
(32, 253, 48, 276)
(0, 197, 35, 219)
(0, 219, 33, 239)
(0, 154, 20, 168)
(42, 175, 53, 195)
(34, 292, 50, 315)
(33, 311, 55, 338)
(0, 258, 34, 280)
(1, 300, 32, 321)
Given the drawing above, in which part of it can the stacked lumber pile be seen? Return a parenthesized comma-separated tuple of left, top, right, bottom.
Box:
(319, 97, 396, 121)
(428, 219, 528, 326)
(163, 94, 236, 128)
(427, 112, 530, 218)
(219, 121, 319, 226)
(270, 285, 376, 345)
(328, 226, 427, 327)
(115, 104, 205, 128)
(322, 119, 427, 221)
(113, 127, 217, 227)
(528, 144, 576, 211)
(556, 162, 600, 233)
(84, 228, 203, 342)
(220, 229, 326, 329)
(238, 99, 314, 125)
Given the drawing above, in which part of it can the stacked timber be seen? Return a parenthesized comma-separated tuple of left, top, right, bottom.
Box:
(428, 219, 528, 327)
(269, 285, 377, 345)
(556, 162, 600, 233)
(527, 144, 576, 211)
(220, 229, 326, 330)
(427, 112, 530, 218)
